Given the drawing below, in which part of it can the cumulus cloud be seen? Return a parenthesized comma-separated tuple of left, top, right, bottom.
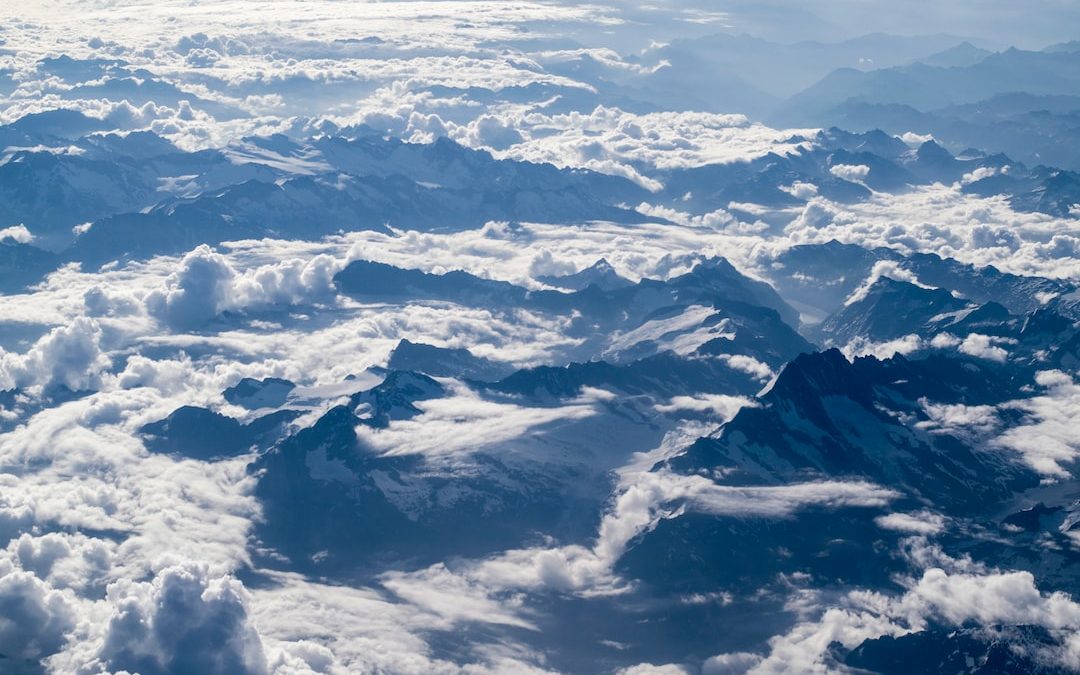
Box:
(1, 2, 1078, 672)
(744, 549, 1080, 673)
(145, 245, 340, 329)
(781, 185, 1080, 280)
(4, 532, 115, 593)
(957, 333, 1010, 362)
(92, 563, 268, 675)
(842, 331, 1018, 364)
(840, 333, 924, 360)
(994, 370, 1080, 478)
(717, 354, 775, 381)
(0, 317, 110, 391)
(780, 182, 818, 200)
(828, 164, 870, 183)
(916, 400, 999, 442)
(0, 560, 79, 670)
(489, 106, 814, 188)
(0, 224, 34, 244)
(703, 652, 764, 674)
(616, 664, 690, 675)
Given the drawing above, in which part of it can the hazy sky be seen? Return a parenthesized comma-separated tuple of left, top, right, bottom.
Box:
(5, 0, 1076, 51)
(599, 0, 1079, 49)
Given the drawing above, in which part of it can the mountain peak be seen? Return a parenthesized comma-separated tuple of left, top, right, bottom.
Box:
(766, 348, 859, 402)
(916, 139, 955, 164)
(536, 257, 633, 292)
(351, 370, 443, 427)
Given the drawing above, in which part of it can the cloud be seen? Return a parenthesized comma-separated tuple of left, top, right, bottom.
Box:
(0, 3, 1078, 672)
(251, 570, 555, 674)
(874, 511, 946, 535)
(383, 473, 896, 607)
(0, 224, 34, 244)
(741, 543, 1080, 674)
(4, 532, 115, 593)
(0, 559, 79, 670)
(957, 333, 1010, 362)
(780, 182, 818, 200)
(717, 354, 774, 381)
(781, 185, 1080, 280)
(702, 652, 764, 674)
(843, 260, 933, 306)
(144, 246, 239, 329)
(654, 394, 755, 420)
(840, 330, 1018, 363)
(92, 563, 268, 675)
(145, 245, 340, 329)
(489, 106, 814, 187)
(0, 317, 110, 391)
(916, 401, 999, 442)
(352, 382, 604, 462)
(993, 370, 1080, 478)
(828, 164, 870, 183)
(616, 665, 691, 675)
(840, 333, 924, 360)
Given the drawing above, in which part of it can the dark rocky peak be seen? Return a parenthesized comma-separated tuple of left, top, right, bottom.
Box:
(536, 257, 634, 292)
(350, 370, 444, 427)
(223, 377, 296, 409)
(387, 339, 514, 382)
(765, 348, 866, 404)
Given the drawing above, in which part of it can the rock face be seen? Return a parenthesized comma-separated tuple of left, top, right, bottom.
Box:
(386, 339, 514, 381)
(223, 377, 296, 409)
(140, 406, 300, 458)
(666, 349, 1035, 508)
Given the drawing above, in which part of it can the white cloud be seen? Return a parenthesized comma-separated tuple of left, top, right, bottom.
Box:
(0, 3, 1078, 671)
(841, 333, 923, 360)
(994, 371, 1080, 478)
(874, 511, 946, 535)
(957, 333, 1010, 362)
(961, 165, 1000, 185)
(145, 245, 341, 329)
(654, 394, 755, 420)
(0, 559, 79, 667)
(489, 106, 814, 187)
(900, 131, 933, 146)
(383, 473, 896, 609)
(828, 164, 870, 183)
(89, 563, 268, 675)
(353, 382, 604, 462)
(916, 400, 999, 441)
(781, 185, 1080, 280)
(0, 224, 34, 244)
(4, 532, 116, 593)
(746, 555, 1080, 674)
(780, 182, 818, 200)
(703, 652, 764, 675)
(717, 354, 775, 381)
(0, 317, 110, 391)
(843, 260, 933, 306)
(616, 664, 690, 675)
